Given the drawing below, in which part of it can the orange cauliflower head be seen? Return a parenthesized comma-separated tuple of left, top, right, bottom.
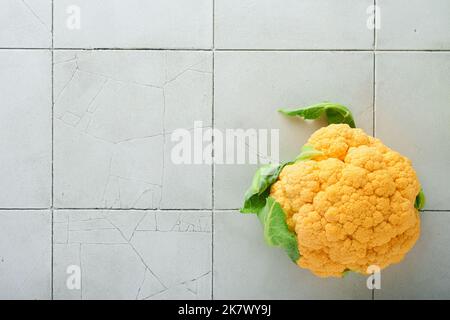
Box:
(270, 124, 421, 278)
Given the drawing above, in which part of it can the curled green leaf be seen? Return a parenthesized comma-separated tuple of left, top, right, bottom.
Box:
(257, 197, 300, 262)
(295, 145, 324, 162)
(241, 163, 288, 214)
(278, 102, 356, 128)
(415, 189, 426, 210)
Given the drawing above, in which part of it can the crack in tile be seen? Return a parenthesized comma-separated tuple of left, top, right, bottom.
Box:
(68, 227, 116, 232)
(76, 68, 164, 90)
(132, 188, 155, 209)
(163, 58, 209, 86)
(54, 57, 78, 65)
(55, 62, 79, 104)
(135, 268, 147, 300)
(86, 79, 109, 113)
(181, 271, 211, 296)
(104, 216, 167, 291)
(141, 287, 169, 300)
(129, 212, 148, 242)
(20, 0, 50, 31)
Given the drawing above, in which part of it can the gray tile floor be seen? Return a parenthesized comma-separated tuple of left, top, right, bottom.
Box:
(0, 0, 449, 299)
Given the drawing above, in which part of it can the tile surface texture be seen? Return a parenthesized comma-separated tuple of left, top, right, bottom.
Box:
(215, 0, 374, 49)
(214, 51, 374, 209)
(213, 211, 370, 299)
(0, 50, 52, 208)
(1, 0, 449, 300)
(53, 0, 213, 49)
(376, 0, 450, 49)
(0, 210, 51, 299)
(53, 210, 212, 300)
(377, 213, 450, 299)
(53, 50, 212, 209)
(375, 52, 450, 210)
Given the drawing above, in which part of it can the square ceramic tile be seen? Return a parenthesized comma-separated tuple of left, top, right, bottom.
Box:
(214, 51, 374, 209)
(375, 52, 450, 210)
(215, 0, 373, 49)
(53, 50, 212, 209)
(53, 210, 212, 300)
(53, 0, 213, 49)
(376, 212, 450, 299)
(377, 0, 450, 49)
(0, 0, 51, 48)
(0, 210, 51, 299)
(213, 211, 371, 299)
(0, 50, 52, 208)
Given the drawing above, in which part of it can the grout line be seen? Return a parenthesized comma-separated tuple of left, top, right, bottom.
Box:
(51, 0, 54, 301)
(0, 47, 52, 50)
(52, 208, 216, 211)
(372, 0, 377, 138)
(0, 208, 448, 212)
(51, 208, 54, 300)
(214, 48, 450, 52)
(211, 0, 215, 301)
(0, 208, 53, 211)
(372, 0, 376, 300)
(51, 47, 212, 51)
(372, 53, 376, 138)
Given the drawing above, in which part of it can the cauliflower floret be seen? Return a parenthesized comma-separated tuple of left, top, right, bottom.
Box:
(270, 124, 421, 278)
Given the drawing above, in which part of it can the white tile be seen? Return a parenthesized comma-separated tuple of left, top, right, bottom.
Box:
(214, 51, 374, 209)
(377, 213, 450, 299)
(53, 210, 212, 300)
(53, 50, 212, 209)
(0, 50, 51, 208)
(54, 0, 213, 49)
(377, 0, 450, 49)
(0, 210, 51, 299)
(215, 0, 374, 49)
(375, 52, 450, 210)
(0, 0, 51, 48)
(213, 211, 370, 299)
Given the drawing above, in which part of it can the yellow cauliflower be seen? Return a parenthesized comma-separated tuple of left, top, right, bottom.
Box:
(271, 124, 421, 277)
(241, 103, 424, 278)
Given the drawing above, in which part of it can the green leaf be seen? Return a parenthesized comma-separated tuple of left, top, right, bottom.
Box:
(295, 145, 324, 162)
(241, 146, 322, 214)
(278, 102, 356, 128)
(415, 189, 426, 210)
(257, 197, 300, 262)
(342, 269, 352, 278)
(240, 163, 286, 214)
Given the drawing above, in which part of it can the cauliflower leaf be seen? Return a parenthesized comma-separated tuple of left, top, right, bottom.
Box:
(241, 163, 289, 214)
(295, 145, 324, 162)
(278, 102, 356, 128)
(241, 146, 322, 214)
(258, 197, 300, 262)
